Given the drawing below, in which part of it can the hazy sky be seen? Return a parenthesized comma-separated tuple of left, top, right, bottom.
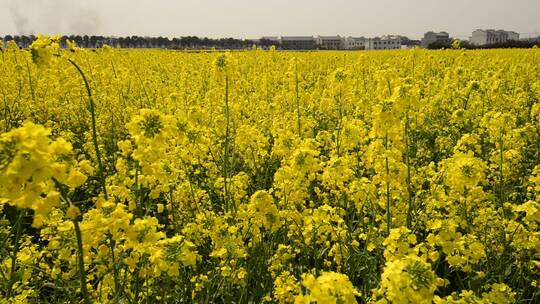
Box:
(1, 0, 539, 39)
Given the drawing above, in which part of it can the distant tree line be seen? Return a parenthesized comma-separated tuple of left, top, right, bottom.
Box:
(1, 35, 282, 50)
(5, 34, 535, 51)
(427, 39, 540, 50)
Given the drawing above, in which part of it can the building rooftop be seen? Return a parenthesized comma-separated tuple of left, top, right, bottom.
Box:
(317, 35, 342, 39)
(281, 36, 314, 41)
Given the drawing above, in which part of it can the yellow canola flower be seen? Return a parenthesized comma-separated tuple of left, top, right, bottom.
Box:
(0, 122, 81, 224)
(294, 271, 360, 304)
(30, 34, 60, 67)
(0, 45, 539, 303)
(443, 151, 486, 193)
(245, 190, 281, 231)
(65, 205, 81, 220)
(376, 254, 442, 304)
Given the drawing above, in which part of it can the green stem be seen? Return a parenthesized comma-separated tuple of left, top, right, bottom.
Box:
(405, 111, 413, 229)
(463, 189, 472, 234)
(25, 60, 35, 102)
(111, 60, 117, 79)
(295, 62, 302, 138)
(73, 219, 91, 304)
(6, 210, 24, 299)
(223, 73, 231, 212)
(109, 236, 121, 301)
(498, 132, 506, 219)
(336, 86, 343, 157)
(385, 132, 391, 235)
(67, 59, 108, 201)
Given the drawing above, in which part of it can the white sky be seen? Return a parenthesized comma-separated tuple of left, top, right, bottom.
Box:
(1, 0, 539, 39)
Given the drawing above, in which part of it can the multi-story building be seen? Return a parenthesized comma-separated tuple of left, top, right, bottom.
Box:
(315, 36, 345, 50)
(470, 29, 520, 46)
(344, 36, 368, 50)
(470, 30, 494, 45)
(421, 31, 451, 48)
(366, 35, 402, 50)
(280, 36, 316, 50)
(506, 31, 520, 41)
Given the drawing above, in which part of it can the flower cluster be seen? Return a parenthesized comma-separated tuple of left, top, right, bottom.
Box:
(1, 39, 539, 303)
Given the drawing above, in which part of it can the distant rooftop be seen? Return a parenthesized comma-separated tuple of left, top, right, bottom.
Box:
(281, 36, 314, 41)
(318, 35, 342, 39)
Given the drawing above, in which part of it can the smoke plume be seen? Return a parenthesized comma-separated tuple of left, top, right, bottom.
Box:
(9, 0, 101, 35)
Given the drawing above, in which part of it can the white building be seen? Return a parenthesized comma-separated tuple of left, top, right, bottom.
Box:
(366, 35, 401, 50)
(344, 37, 368, 50)
(315, 36, 345, 50)
(470, 29, 520, 46)
(507, 31, 520, 41)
